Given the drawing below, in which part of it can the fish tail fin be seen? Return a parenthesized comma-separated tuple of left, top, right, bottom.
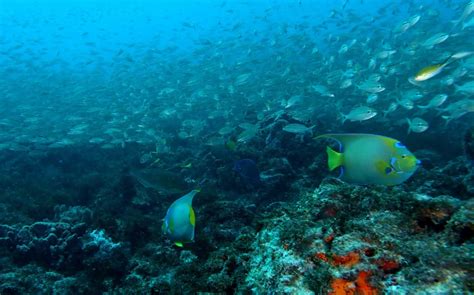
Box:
(451, 19, 460, 30)
(326, 146, 343, 171)
(454, 84, 461, 93)
(309, 125, 317, 136)
(406, 118, 412, 134)
(340, 113, 347, 124)
(450, 51, 474, 60)
(442, 51, 472, 67)
(408, 77, 422, 87)
(442, 115, 452, 126)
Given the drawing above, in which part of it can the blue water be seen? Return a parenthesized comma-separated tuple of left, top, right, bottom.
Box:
(1, 0, 439, 71)
(0, 0, 473, 293)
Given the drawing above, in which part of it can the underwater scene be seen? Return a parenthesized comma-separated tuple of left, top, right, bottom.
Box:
(0, 0, 473, 293)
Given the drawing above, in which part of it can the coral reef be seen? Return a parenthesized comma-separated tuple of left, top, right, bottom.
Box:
(0, 141, 472, 293)
(0, 206, 126, 293)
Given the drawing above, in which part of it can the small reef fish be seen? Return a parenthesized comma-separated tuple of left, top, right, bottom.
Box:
(412, 51, 474, 82)
(366, 94, 378, 104)
(462, 16, 474, 30)
(407, 117, 429, 134)
(218, 126, 234, 136)
(162, 190, 200, 247)
(340, 106, 377, 124)
(282, 123, 315, 134)
(421, 32, 449, 49)
(383, 102, 398, 117)
(453, 0, 474, 28)
(284, 95, 303, 109)
(316, 133, 420, 186)
(455, 80, 474, 94)
(397, 98, 415, 110)
(439, 99, 474, 124)
(311, 84, 335, 97)
(417, 94, 448, 109)
(237, 129, 257, 143)
(357, 80, 385, 93)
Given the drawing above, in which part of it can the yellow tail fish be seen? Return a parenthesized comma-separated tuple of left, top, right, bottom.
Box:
(412, 51, 473, 82)
(316, 134, 421, 186)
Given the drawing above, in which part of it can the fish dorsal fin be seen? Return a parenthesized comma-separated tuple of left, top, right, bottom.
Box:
(178, 189, 200, 206)
(316, 133, 384, 150)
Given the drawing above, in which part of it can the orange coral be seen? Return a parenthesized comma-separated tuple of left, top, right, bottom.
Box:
(329, 278, 356, 295)
(315, 252, 329, 262)
(332, 251, 360, 267)
(355, 271, 378, 295)
(329, 271, 377, 295)
(375, 258, 400, 273)
(324, 233, 335, 244)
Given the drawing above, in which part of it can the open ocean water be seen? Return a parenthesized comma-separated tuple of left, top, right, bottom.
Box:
(0, 0, 473, 293)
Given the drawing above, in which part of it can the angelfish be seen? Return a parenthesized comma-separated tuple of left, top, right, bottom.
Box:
(412, 51, 474, 82)
(316, 134, 420, 186)
(162, 190, 199, 247)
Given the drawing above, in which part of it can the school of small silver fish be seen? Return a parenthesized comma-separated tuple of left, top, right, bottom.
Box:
(0, 0, 473, 159)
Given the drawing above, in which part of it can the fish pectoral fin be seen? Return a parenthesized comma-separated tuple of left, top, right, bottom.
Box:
(326, 146, 343, 171)
(174, 242, 184, 248)
(375, 160, 392, 175)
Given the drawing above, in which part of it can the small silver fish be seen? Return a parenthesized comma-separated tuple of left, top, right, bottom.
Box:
(397, 98, 414, 110)
(383, 102, 398, 117)
(366, 94, 378, 104)
(311, 84, 334, 97)
(418, 94, 448, 109)
(284, 95, 303, 108)
(235, 73, 252, 86)
(455, 81, 474, 94)
(237, 128, 257, 143)
(462, 16, 474, 30)
(341, 106, 377, 124)
(422, 33, 449, 48)
(282, 123, 315, 134)
(357, 80, 385, 93)
(340, 79, 352, 89)
(218, 126, 234, 136)
(407, 118, 429, 134)
(402, 89, 423, 101)
(376, 50, 396, 59)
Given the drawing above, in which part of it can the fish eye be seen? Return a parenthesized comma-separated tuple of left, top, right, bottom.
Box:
(401, 154, 407, 159)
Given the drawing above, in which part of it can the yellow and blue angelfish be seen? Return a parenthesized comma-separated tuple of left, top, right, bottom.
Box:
(316, 133, 421, 186)
(162, 189, 199, 247)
